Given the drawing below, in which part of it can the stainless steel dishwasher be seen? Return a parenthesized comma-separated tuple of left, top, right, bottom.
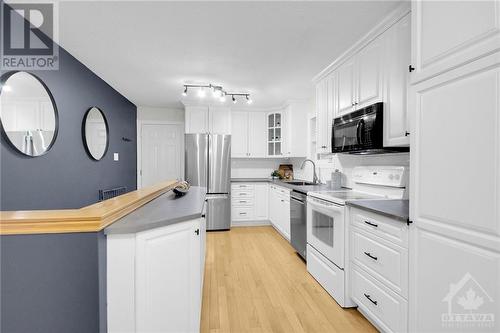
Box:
(290, 190, 307, 260)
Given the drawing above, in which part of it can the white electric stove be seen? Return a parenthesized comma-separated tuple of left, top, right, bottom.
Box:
(306, 166, 408, 308)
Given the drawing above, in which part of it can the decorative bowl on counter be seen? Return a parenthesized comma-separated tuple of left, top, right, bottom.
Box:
(173, 181, 190, 197)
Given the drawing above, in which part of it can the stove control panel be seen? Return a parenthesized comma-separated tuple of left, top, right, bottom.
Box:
(352, 166, 407, 188)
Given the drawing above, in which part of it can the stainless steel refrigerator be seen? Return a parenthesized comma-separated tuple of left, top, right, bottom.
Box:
(185, 134, 231, 230)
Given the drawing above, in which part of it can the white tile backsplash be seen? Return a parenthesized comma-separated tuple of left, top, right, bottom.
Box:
(231, 153, 410, 188)
(317, 153, 410, 188)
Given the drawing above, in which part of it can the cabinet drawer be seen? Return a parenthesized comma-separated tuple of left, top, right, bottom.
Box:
(351, 227, 408, 297)
(276, 186, 290, 196)
(232, 189, 254, 198)
(231, 183, 255, 191)
(350, 207, 408, 248)
(232, 207, 254, 220)
(306, 245, 345, 307)
(231, 197, 254, 207)
(351, 264, 408, 333)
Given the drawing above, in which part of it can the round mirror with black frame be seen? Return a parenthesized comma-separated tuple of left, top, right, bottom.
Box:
(0, 71, 59, 157)
(82, 107, 109, 161)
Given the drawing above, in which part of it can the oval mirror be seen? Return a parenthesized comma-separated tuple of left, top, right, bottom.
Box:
(0, 71, 58, 157)
(83, 107, 109, 160)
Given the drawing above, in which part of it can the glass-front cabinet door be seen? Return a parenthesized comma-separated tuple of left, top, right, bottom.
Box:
(267, 112, 283, 156)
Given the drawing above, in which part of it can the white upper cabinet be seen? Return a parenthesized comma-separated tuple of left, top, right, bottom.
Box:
(315, 78, 329, 153)
(335, 38, 384, 116)
(284, 101, 309, 158)
(314, 4, 411, 148)
(184, 105, 231, 134)
(185, 106, 208, 134)
(231, 111, 249, 158)
(336, 58, 356, 115)
(355, 36, 384, 109)
(231, 111, 266, 158)
(384, 13, 411, 147)
(247, 112, 267, 158)
(209, 106, 231, 134)
(267, 112, 284, 156)
(411, 0, 500, 83)
(316, 75, 334, 154)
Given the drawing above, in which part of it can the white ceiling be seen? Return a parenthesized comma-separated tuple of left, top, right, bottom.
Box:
(59, 1, 402, 109)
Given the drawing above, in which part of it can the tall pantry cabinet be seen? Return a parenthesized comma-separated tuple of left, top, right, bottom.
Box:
(408, 1, 500, 332)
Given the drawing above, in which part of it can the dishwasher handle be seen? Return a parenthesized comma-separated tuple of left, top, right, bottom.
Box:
(290, 196, 305, 205)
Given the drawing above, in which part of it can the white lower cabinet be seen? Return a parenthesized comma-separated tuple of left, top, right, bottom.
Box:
(349, 207, 409, 333)
(230, 181, 291, 238)
(269, 184, 291, 240)
(351, 264, 408, 333)
(231, 182, 268, 225)
(107, 218, 205, 333)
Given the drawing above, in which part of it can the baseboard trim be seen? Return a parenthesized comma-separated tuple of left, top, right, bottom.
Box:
(231, 220, 271, 227)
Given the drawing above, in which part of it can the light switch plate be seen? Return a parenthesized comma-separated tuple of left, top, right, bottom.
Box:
(113, 153, 119, 161)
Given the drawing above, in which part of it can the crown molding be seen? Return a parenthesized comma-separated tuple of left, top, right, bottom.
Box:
(312, 1, 411, 83)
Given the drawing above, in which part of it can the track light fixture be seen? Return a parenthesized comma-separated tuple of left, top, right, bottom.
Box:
(182, 83, 252, 104)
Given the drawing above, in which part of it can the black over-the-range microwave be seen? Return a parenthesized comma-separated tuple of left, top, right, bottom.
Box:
(331, 102, 409, 154)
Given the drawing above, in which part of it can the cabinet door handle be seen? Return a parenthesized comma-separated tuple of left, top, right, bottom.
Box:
(239, 212, 247, 215)
(364, 252, 378, 261)
(405, 131, 410, 136)
(364, 221, 378, 228)
(195, 229, 200, 235)
(239, 200, 247, 203)
(364, 293, 377, 306)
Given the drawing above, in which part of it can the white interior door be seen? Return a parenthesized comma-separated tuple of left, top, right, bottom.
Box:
(141, 123, 183, 188)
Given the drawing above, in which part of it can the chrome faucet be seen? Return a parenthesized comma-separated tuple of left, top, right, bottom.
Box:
(300, 159, 319, 184)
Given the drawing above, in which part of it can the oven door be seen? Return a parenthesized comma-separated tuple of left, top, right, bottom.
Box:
(307, 196, 345, 269)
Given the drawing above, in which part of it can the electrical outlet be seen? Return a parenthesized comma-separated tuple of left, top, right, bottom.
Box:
(113, 153, 119, 161)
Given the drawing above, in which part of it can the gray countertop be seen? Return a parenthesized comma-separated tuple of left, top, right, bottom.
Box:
(105, 186, 206, 235)
(231, 178, 331, 194)
(231, 178, 271, 182)
(346, 199, 409, 222)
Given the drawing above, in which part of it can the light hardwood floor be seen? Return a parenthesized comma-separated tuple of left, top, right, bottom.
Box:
(200, 226, 377, 333)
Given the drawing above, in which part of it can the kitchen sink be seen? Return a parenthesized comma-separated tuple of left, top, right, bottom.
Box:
(285, 181, 317, 186)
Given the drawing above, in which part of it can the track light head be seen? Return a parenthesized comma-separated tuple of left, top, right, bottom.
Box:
(213, 88, 222, 98)
(246, 95, 252, 104)
(220, 93, 226, 102)
(182, 86, 188, 96)
(232, 95, 237, 104)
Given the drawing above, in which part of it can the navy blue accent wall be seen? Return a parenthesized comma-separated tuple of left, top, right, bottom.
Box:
(1, 232, 107, 333)
(0, 35, 137, 211)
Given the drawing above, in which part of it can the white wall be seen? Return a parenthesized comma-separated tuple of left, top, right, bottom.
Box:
(231, 158, 285, 178)
(137, 106, 185, 122)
